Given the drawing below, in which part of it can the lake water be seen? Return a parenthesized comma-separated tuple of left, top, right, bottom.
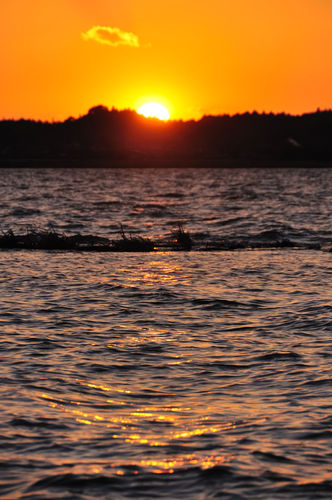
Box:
(0, 167, 331, 499)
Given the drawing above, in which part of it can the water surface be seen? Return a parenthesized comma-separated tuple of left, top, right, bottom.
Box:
(0, 167, 331, 499)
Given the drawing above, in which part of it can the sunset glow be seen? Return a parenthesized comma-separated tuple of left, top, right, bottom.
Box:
(138, 102, 170, 120)
(0, 0, 331, 120)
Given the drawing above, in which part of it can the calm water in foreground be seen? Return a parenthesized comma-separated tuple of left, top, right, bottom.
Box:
(0, 167, 331, 499)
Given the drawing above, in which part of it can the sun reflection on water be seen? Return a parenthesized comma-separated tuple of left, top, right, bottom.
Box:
(36, 387, 237, 474)
(119, 259, 191, 287)
(108, 453, 231, 475)
(38, 388, 250, 453)
(85, 382, 131, 394)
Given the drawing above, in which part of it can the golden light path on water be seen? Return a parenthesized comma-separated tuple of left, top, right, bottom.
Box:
(38, 386, 245, 474)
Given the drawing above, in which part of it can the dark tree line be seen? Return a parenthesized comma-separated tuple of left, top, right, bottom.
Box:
(0, 106, 331, 165)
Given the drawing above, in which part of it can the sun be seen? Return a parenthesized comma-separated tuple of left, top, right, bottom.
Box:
(137, 102, 170, 121)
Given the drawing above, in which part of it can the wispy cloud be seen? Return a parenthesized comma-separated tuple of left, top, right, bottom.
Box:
(82, 26, 140, 48)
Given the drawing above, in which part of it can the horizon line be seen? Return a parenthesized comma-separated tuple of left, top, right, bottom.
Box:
(1, 106, 331, 124)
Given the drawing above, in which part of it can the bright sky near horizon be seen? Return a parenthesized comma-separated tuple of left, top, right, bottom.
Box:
(1, 0, 331, 121)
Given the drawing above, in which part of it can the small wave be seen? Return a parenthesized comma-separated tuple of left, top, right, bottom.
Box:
(89, 362, 145, 372)
(261, 469, 295, 483)
(301, 378, 331, 387)
(298, 430, 332, 440)
(254, 351, 302, 362)
(215, 216, 248, 226)
(276, 480, 332, 497)
(159, 192, 185, 198)
(200, 464, 235, 479)
(126, 390, 175, 399)
(252, 450, 294, 463)
(93, 200, 122, 207)
(256, 229, 286, 240)
(9, 417, 69, 430)
(27, 473, 122, 492)
(191, 298, 258, 310)
(9, 207, 42, 216)
(200, 361, 252, 371)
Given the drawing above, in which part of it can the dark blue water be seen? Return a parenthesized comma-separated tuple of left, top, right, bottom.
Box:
(0, 167, 331, 499)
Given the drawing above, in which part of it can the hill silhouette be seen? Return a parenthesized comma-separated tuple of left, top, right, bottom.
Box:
(1, 106, 331, 166)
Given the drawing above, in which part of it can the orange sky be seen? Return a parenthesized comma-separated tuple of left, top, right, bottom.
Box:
(1, 0, 331, 121)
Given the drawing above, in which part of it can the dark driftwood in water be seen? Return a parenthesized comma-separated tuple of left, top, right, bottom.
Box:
(173, 223, 193, 250)
(110, 225, 155, 252)
(0, 228, 111, 250)
(0, 226, 157, 252)
(0, 226, 326, 252)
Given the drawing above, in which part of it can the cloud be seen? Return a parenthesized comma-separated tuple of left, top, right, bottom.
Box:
(82, 26, 140, 48)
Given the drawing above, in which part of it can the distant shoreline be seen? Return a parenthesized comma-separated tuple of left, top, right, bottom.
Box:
(0, 158, 331, 169)
(1, 109, 332, 166)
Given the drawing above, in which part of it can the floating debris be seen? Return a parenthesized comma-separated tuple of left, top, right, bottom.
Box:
(110, 225, 155, 252)
(0, 227, 110, 251)
(172, 223, 192, 250)
(0, 224, 327, 253)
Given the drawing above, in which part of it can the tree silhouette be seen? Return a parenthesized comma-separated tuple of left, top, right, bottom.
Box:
(0, 107, 331, 164)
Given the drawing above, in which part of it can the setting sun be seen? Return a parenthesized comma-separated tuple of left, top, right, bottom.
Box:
(138, 102, 170, 121)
